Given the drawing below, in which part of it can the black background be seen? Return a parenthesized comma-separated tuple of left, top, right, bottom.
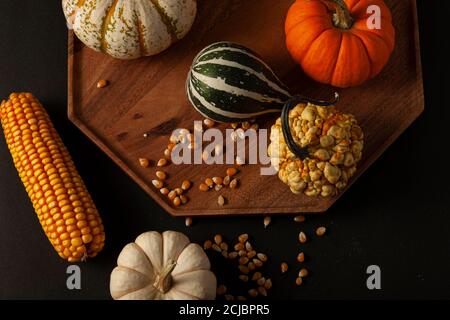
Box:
(0, 0, 448, 300)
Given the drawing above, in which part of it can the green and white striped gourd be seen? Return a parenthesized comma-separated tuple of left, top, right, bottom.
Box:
(63, 0, 197, 60)
(186, 42, 292, 123)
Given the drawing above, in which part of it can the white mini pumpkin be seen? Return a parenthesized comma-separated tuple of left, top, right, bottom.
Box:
(62, 0, 197, 59)
(110, 231, 217, 300)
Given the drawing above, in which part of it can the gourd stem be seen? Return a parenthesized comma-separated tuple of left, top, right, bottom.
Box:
(326, 0, 354, 29)
(154, 260, 177, 293)
(281, 93, 340, 160)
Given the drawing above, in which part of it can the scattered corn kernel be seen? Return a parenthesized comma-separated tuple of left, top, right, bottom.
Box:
(156, 170, 166, 180)
(173, 196, 181, 207)
(239, 275, 249, 282)
(212, 177, 223, 185)
(152, 179, 163, 189)
(263, 216, 271, 228)
(203, 118, 215, 128)
(230, 178, 239, 189)
(181, 180, 191, 191)
(139, 158, 150, 168)
(316, 226, 327, 236)
(168, 190, 177, 200)
(205, 178, 214, 188)
(214, 234, 223, 245)
(180, 195, 189, 204)
(97, 79, 109, 88)
(157, 158, 168, 167)
(226, 168, 238, 177)
(252, 272, 262, 281)
(257, 253, 268, 262)
(248, 289, 258, 298)
(299, 268, 309, 278)
(299, 231, 307, 244)
(238, 234, 248, 243)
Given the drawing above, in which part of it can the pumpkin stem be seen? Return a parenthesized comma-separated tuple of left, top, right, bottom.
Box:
(327, 0, 354, 29)
(153, 260, 177, 294)
(281, 93, 340, 160)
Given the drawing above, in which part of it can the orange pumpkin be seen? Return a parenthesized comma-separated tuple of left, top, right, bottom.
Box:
(285, 0, 395, 88)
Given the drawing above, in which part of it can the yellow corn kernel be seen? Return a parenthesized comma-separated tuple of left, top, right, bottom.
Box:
(0, 93, 105, 261)
(70, 230, 81, 238)
(62, 239, 71, 247)
(77, 221, 88, 228)
(71, 238, 83, 247)
(82, 234, 93, 244)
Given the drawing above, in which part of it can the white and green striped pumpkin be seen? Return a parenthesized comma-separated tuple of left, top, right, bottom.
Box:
(62, 0, 197, 60)
(186, 42, 292, 123)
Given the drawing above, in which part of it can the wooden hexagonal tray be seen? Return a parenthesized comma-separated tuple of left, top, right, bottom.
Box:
(68, 0, 423, 216)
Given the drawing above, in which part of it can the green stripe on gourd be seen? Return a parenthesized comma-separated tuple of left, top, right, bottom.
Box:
(192, 63, 289, 102)
(187, 82, 248, 123)
(187, 74, 282, 122)
(187, 42, 292, 123)
(196, 50, 288, 92)
(189, 75, 280, 114)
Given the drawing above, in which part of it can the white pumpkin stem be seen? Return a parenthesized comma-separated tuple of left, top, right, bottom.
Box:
(153, 260, 177, 293)
(327, 0, 354, 30)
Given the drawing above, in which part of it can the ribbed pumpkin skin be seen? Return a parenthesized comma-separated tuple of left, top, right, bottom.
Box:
(63, 0, 197, 60)
(0, 93, 105, 262)
(285, 0, 395, 88)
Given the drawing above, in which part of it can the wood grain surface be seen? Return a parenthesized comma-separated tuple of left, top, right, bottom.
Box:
(67, 0, 423, 216)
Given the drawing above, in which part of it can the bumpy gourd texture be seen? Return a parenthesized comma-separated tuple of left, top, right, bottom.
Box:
(63, 0, 197, 59)
(268, 103, 364, 197)
(0, 93, 105, 261)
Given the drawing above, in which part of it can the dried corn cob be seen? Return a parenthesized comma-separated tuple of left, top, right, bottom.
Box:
(0, 93, 105, 262)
